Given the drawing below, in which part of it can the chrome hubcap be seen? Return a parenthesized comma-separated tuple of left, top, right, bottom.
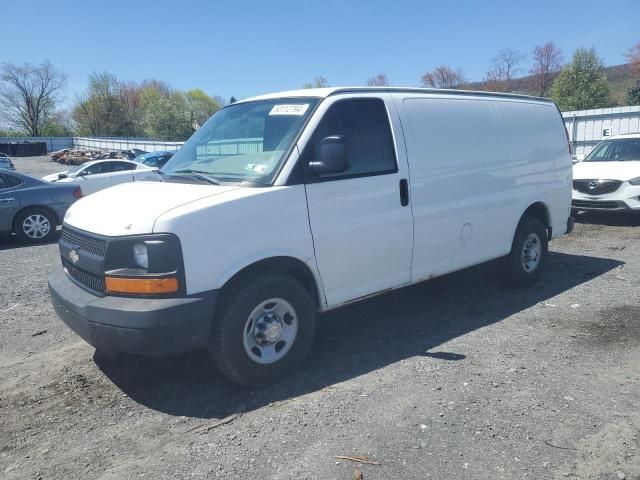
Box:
(521, 233, 541, 272)
(243, 298, 298, 364)
(22, 214, 51, 239)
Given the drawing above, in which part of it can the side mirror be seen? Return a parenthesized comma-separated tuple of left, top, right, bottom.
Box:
(574, 153, 586, 163)
(76, 170, 87, 177)
(57, 173, 68, 179)
(308, 135, 348, 175)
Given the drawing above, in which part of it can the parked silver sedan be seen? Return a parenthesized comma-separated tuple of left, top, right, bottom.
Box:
(0, 169, 82, 243)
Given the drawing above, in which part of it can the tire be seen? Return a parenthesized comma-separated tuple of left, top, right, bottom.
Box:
(209, 273, 316, 387)
(501, 217, 548, 287)
(14, 207, 57, 243)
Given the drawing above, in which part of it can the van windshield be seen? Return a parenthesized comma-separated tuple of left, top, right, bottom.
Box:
(585, 138, 640, 162)
(162, 98, 319, 184)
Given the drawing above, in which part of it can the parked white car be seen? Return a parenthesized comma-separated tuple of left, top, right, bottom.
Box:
(49, 87, 573, 386)
(42, 159, 158, 195)
(572, 134, 640, 212)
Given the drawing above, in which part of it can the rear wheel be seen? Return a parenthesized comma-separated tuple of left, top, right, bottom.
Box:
(14, 208, 57, 243)
(501, 217, 548, 286)
(209, 273, 316, 387)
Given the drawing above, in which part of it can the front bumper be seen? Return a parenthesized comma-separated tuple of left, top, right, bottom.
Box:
(572, 184, 640, 212)
(571, 199, 637, 212)
(48, 266, 217, 356)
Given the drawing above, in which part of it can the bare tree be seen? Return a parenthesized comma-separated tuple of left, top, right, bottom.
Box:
(0, 61, 67, 137)
(302, 76, 329, 89)
(366, 74, 389, 86)
(421, 66, 466, 89)
(483, 67, 508, 92)
(626, 41, 640, 75)
(487, 48, 526, 92)
(529, 42, 563, 96)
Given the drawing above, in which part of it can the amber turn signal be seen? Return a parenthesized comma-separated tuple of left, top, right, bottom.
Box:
(105, 276, 179, 294)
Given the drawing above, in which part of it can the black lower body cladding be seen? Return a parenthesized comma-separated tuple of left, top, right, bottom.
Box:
(48, 267, 217, 356)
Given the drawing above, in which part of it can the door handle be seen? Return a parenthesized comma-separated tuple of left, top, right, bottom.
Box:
(0, 198, 15, 203)
(399, 179, 409, 207)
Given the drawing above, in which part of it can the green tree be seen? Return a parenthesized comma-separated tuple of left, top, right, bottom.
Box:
(185, 89, 220, 128)
(73, 72, 126, 136)
(140, 87, 193, 141)
(550, 48, 611, 110)
(628, 80, 640, 106)
(42, 110, 73, 136)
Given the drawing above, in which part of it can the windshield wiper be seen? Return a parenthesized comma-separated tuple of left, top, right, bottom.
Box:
(170, 169, 222, 185)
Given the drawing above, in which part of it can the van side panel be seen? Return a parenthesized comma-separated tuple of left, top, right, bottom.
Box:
(398, 95, 511, 281)
(396, 93, 570, 282)
(493, 100, 572, 239)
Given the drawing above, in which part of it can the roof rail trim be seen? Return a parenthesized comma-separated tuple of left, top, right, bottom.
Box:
(326, 87, 555, 103)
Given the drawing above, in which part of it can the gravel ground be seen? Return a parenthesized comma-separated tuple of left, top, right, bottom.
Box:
(1, 156, 639, 480)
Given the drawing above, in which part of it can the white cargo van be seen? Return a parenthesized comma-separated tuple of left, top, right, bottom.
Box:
(49, 87, 573, 386)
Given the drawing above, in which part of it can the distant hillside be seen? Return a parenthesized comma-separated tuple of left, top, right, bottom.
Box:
(468, 63, 637, 105)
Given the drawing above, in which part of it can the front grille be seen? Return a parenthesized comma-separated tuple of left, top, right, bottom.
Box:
(62, 258, 105, 292)
(61, 227, 107, 257)
(572, 200, 621, 210)
(573, 179, 622, 195)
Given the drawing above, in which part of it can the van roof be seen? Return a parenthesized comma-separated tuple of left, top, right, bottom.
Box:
(240, 87, 555, 104)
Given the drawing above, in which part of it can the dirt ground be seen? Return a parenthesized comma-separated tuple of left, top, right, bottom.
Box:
(1, 156, 639, 479)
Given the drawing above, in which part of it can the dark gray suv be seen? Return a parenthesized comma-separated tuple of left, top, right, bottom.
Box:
(0, 169, 82, 243)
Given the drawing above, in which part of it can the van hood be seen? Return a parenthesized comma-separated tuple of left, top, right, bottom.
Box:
(63, 181, 241, 236)
(573, 161, 640, 181)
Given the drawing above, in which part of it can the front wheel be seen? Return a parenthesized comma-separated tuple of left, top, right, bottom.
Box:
(14, 208, 57, 243)
(501, 217, 548, 286)
(209, 273, 316, 387)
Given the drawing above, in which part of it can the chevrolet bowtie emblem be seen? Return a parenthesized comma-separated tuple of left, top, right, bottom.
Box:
(69, 249, 80, 265)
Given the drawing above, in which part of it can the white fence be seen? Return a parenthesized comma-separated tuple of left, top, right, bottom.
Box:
(72, 137, 183, 152)
(0, 136, 183, 153)
(562, 106, 640, 157)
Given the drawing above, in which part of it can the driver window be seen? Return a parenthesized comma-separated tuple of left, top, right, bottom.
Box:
(304, 98, 397, 179)
(0, 174, 21, 189)
(83, 163, 104, 175)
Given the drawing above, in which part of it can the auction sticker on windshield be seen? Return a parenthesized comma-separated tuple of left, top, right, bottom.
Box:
(269, 104, 309, 116)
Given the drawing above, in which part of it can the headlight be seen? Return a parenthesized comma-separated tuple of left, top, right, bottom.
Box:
(629, 176, 640, 186)
(133, 243, 148, 269)
(103, 235, 183, 296)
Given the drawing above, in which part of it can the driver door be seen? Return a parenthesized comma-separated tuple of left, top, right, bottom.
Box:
(302, 95, 414, 306)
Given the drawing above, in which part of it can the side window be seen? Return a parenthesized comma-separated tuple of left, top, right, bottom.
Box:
(83, 163, 105, 175)
(112, 162, 136, 172)
(0, 174, 22, 188)
(305, 98, 397, 179)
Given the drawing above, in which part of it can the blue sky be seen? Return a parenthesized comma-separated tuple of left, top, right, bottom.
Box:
(2, 0, 638, 104)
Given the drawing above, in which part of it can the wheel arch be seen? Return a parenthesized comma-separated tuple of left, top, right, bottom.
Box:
(12, 205, 60, 234)
(517, 201, 552, 240)
(219, 256, 324, 310)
